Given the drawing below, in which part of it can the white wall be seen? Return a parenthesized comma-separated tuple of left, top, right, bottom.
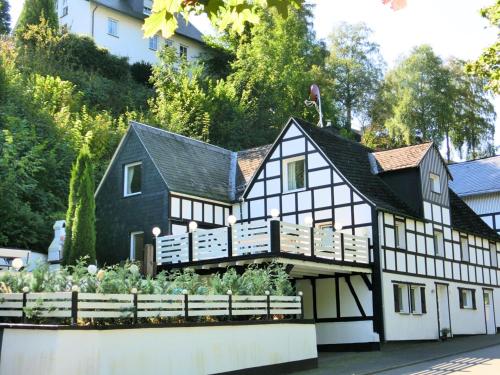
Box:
(59, 1, 204, 64)
(382, 272, 499, 341)
(0, 324, 317, 375)
(316, 321, 379, 345)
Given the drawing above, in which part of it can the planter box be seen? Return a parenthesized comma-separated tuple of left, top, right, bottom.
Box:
(0, 321, 317, 375)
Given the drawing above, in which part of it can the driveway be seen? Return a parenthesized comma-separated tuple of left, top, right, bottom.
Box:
(294, 334, 500, 375)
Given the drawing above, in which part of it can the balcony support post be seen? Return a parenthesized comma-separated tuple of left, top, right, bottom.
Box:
(341, 233, 345, 262)
(227, 226, 233, 259)
(188, 232, 193, 263)
(310, 227, 314, 258)
(270, 220, 281, 254)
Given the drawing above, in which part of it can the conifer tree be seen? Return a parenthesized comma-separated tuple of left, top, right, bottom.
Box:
(63, 145, 96, 265)
(15, 0, 58, 36)
(0, 0, 10, 34)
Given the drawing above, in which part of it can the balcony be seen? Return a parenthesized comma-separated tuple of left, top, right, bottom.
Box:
(156, 221, 371, 269)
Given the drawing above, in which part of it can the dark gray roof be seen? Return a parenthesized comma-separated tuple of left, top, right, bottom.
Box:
(94, 0, 204, 43)
(449, 155, 500, 197)
(131, 122, 235, 202)
(294, 119, 417, 217)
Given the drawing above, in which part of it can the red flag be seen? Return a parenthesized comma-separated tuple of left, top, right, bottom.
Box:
(382, 0, 407, 11)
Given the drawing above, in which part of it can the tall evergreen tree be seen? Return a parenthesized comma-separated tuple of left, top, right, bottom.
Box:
(63, 145, 95, 265)
(0, 0, 10, 34)
(15, 0, 58, 36)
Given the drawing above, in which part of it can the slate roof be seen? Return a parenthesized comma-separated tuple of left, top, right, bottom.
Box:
(131, 122, 234, 202)
(94, 0, 204, 43)
(236, 145, 272, 197)
(294, 119, 418, 218)
(449, 155, 500, 197)
(371, 143, 433, 173)
(449, 189, 500, 239)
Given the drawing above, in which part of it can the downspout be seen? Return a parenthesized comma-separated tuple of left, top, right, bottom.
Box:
(91, 1, 99, 38)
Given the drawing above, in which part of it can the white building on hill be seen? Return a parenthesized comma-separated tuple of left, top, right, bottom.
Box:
(56, 0, 206, 64)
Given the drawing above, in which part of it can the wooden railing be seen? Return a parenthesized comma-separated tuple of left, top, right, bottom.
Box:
(156, 221, 370, 266)
(0, 292, 303, 324)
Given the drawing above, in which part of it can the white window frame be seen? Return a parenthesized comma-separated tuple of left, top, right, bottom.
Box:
(429, 173, 441, 194)
(179, 44, 188, 58)
(124, 162, 142, 197)
(107, 18, 119, 37)
(460, 288, 474, 309)
(149, 35, 158, 51)
(395, 220, 406, 249)
(129, 231, 144, 261)
(410, 286, 423, 314)
(395, 284, 410, 314)
(282, 156, 306, 193)
(434, 230, 444, 257)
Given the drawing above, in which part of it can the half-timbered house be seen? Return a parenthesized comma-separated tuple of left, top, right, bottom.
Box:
(95, 118, 500, 349)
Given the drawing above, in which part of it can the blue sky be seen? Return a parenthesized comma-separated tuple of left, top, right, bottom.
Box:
(9, 0, 499, 153)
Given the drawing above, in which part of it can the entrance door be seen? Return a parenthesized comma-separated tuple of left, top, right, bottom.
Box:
(436, 283, 451, 338)
(130, 231, 144, 262)
(483, 289, 496, 334)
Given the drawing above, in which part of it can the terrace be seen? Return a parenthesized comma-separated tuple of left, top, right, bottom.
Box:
(156, 221, 372, 276)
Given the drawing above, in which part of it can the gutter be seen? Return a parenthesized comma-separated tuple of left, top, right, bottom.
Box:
(91, 1, 99, 38)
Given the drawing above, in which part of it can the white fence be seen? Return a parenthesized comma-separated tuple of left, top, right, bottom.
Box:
(0, 292, 303, 323)
(156, 221, 369, 266)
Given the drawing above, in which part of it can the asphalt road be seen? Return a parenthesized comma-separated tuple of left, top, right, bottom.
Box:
(377, 343, 500, 375)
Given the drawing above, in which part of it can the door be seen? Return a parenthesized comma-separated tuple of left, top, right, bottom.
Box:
(483, 290, 496, 334)
(130, 231, 144, 262)
(436, 283, 451, 338)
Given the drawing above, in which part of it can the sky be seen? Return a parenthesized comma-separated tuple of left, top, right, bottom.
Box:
(9, 0, 500, 151)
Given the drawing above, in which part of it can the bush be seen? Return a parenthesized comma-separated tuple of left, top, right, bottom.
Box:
(130, 61, 153, 86)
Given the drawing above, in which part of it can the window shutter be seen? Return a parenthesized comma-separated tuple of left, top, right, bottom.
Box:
(472, 290, 476, 309)
(393, 284, 400, 312)
(421, 287, 426, 314)
(459, 289, 464, 309)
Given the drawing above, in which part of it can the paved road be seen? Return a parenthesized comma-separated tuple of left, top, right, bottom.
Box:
(294, 335, 500, 375)
(378, 344, 500, 375)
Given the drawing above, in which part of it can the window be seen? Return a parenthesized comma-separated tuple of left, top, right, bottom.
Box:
(149, 35, 158, 51)
(429, 173, 441, 194)
(130, 232, 144, 261)
(179, 45, 188, 58)
(395, 220, 406, 249)
(143, 0, 153, 14)
(461, 236, 469, 262)
(165, 39, 173, 47)
(434, 230, 444, 256)
(283, 157, 305, 192)
(459, 288, 476, 309)
(107, 18, 118, 37)
(394, 283, 426, 315)
(124, 162, 142, 196)
(410, 286, 426, 314)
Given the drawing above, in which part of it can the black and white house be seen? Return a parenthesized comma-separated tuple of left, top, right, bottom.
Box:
(95, 118, 500, 349)
(449, 156, 500, 235)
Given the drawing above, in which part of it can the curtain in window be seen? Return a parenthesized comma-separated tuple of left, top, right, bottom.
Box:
(288, 161, 296, 190)
(127, 167, 135, 194)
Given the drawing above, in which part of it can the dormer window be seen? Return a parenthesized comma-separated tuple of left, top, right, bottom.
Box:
(124, 162, 142, 197)
(283, 157, 305, 192)
(429, 173, 441, 194)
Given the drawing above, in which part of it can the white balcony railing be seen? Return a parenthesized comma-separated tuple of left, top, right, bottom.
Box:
(156, 221, 370, 266)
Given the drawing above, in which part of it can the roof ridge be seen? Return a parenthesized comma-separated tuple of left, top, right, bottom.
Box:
(372, 142, 433, 155)
(449, 154, 500, 165)
(130, 121, 233, 155)
(237, 144, 272, 154)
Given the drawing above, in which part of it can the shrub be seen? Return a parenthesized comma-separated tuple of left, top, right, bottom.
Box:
(130, 61, 153, 86)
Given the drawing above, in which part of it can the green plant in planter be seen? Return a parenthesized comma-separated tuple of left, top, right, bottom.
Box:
(440, 327, 450, 340)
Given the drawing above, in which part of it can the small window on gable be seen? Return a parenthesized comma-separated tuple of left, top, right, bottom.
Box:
(430, 173, 441, 194)
(434, 230, 444, 256)
(490, 242, 497, 267)
(283, 157, 305, 192)
(395, 220, 406, 249)
(108, 18, 118, 37)
(461, 236, 469, 262)
(459, 288, 476, 309)
(124, 162, 142, 197)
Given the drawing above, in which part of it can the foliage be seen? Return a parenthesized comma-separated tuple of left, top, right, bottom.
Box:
(0, 0, 10, 34)
(144, 0, 303, 38)
(465, 0, 500, 94)
(130, 61, 154, 86)
(65, 146, 96, 265)
(324, 22, 384, 130)
(15, 0, 58, 36)
(0, 260, 295, 297)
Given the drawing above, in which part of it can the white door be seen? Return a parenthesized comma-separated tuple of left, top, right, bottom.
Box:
(483, 290, 496, 335)
(436, 283, 451, 338)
